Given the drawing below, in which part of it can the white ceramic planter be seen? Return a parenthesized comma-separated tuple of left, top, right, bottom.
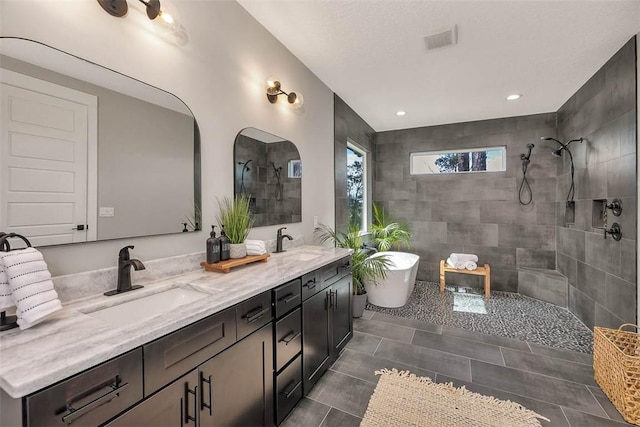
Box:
(229, 243, 247, 259)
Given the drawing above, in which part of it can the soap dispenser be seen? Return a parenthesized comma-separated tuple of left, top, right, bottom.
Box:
(219, 225, 230, 261)
(206, 225, 221, 264)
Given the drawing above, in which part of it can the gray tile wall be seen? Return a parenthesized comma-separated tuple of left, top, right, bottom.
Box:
(373, 113, 558, 292)
(334, 94, 376, 232)
(556, 37, 637, 329)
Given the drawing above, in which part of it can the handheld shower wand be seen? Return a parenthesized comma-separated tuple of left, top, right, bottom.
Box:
(518, 143, 535, 205)
(238, 159, 252, 194)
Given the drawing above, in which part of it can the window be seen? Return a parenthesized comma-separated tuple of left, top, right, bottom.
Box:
(410, 146, 506, 175)
(346, 142, 367, 231)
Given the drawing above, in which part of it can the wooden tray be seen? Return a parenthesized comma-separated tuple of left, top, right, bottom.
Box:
(201, 253, 270, 273)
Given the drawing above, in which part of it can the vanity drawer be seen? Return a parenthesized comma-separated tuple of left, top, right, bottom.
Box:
(275, 355, 302, 425)
(301, 270, 320, 301)
(26, 348, 143, 427)
(236, 290, 273, 340)
(321, 256, 352, 288)
(274, 308, 302, 371)
(273, 278, 301, 318)
(143, 307, 236, 396)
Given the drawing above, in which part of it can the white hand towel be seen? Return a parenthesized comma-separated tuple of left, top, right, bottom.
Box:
(450, 253, 479, 263)
(245, 240, 266, 256)
(446, 257, 465, 269)
(0, 258, 14, 311)
(464, 260, 477, 271)
(0, 247, 61, 330)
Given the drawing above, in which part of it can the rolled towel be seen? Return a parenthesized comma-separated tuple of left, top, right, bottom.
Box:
(0, 258, 14, 311)
(0, 247, 61, 330)
(450, 253, 479, 263)
(245, 239, 267, 256)
(446, 257, 465, 269)
(464, 260, 477, 271)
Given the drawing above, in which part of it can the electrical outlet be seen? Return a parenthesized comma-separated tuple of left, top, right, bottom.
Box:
(99, 207, 115, 217)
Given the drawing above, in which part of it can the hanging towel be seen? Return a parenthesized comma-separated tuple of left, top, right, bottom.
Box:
(245, 240, 267, 256)
(446, 257, 465, 269)
(464, 260, 478, 271)
(0, 259, 14, 311)
(450, 253, 479, 263)
(0, 248, 61, 330)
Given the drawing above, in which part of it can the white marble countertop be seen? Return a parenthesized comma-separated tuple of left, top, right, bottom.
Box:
(0, 245, 351, 398)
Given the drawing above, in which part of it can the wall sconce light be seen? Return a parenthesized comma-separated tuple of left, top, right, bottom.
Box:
(265, 78, 304, 109)
(97, 0, 187, 44)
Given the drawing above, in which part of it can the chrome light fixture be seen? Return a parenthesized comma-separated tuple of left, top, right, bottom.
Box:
(265, 78, 304, 109)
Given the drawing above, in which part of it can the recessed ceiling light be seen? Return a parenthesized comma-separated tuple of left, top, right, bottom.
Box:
(506, 94, 522, 101)
(396, 111, 406, 116)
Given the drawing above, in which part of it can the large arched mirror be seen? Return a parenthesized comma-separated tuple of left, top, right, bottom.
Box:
(234, 128, 301, 227)
(0, 37, 201, 247)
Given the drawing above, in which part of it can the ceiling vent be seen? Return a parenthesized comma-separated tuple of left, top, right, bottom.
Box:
(424, 25, 458, 52)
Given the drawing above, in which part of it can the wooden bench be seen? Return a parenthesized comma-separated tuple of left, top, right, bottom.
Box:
(439, 259, 491, 299)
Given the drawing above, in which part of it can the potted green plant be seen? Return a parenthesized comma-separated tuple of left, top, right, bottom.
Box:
(216, 194, 255, 258)
(370, 203, 411, 251)
(315, 223, 390, 318)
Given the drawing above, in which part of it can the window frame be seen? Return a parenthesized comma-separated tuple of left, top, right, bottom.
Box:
(409, 146, 507, 175)
(346, 140, 368, 232)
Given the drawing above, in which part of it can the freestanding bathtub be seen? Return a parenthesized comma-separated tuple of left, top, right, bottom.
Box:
(364, 251, 420, 308)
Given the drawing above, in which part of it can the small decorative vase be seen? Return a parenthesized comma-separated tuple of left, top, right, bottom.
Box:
(352, 293, 368, 318)
(229, 243, 247, 259)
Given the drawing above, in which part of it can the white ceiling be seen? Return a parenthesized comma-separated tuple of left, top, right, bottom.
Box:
(237, 0, 640, 132)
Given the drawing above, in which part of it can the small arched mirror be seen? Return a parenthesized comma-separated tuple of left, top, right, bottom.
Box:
(233, 128, 301, 227)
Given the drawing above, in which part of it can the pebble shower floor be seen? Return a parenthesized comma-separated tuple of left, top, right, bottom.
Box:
(366, 281, 594, 354)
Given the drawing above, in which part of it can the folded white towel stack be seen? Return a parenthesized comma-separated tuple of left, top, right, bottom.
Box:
(446, 257, 465, 269)
(245, 240, 267, 256)
(464, 260, 477, 271)
(450, 253, 479, 263)
(0, 247, 62, 330)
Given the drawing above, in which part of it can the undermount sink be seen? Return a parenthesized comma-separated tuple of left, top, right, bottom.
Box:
(84, 288, 207, 327)
(282, 251, 323, 262)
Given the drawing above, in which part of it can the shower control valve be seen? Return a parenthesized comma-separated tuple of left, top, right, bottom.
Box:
(604, 223, 622, 241)
(605, 198, 623, 217)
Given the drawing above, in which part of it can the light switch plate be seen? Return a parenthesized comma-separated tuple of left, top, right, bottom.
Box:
(99, 207, 115, 217)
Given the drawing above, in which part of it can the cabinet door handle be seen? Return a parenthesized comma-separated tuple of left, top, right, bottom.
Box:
(245, 306, 271, 323)
(331, 290, 338, 312)
(184, 383, 198, 426)
(61, 380, 128, 424)
(200, 372, 212, 415)
(280, 380, 301, 399)
(279, 330, 302, 345)
(303, 279, 316, 290)
(279, 293, 299, 304)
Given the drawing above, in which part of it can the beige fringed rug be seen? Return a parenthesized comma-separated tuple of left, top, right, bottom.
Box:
(361, 369, 550, 427)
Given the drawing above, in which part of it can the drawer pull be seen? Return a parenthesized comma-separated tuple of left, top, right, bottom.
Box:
(184, 383, 198, 426)
(244, 306, 270, 323)
(279, 331, 302, 345)
(279, 293, 299, 304)
(200, 373, 212, 415)
(280, 380, 301, 399)
(303, 279, 316, 290)
(61, 381, 128, 425)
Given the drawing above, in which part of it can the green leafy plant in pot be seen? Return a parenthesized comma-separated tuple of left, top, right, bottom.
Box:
(216, 194, 255, 259)
(370, 203, 412, 252)
(315, 223, 390, 318)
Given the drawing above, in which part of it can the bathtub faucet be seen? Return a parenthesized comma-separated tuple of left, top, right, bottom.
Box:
(361, 243, 377, 256)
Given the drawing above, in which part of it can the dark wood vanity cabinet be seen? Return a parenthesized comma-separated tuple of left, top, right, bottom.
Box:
(199, 323, 274, 427)
(104, 370, 199, 427)
(302, 256, 352, 396)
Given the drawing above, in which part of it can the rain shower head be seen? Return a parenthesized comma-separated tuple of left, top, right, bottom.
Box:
(551, 149, 563, 157)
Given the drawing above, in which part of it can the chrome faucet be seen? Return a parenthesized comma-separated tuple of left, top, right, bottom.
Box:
(276, 227, 293, 253)
(105, 245, 146, 296)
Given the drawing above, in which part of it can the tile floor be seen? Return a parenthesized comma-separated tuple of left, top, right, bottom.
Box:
(281, 310, 632, 427)
(367, 282, 594, 353)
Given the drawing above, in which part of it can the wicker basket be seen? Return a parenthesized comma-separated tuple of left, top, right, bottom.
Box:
(594, 323, 640, 426)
